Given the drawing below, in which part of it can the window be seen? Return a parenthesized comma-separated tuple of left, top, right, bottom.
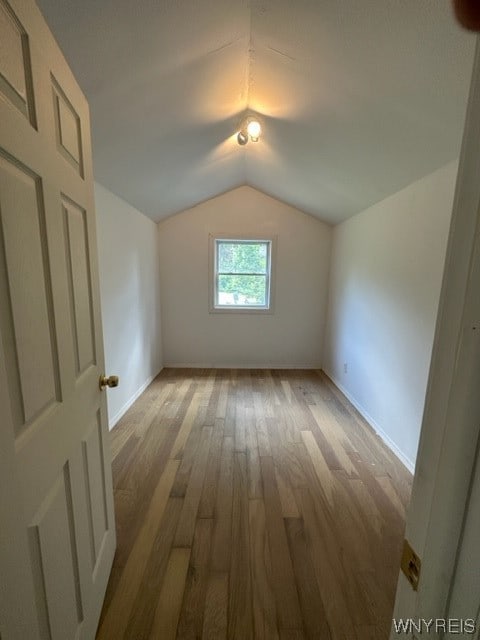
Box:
(210, 236, 274, 312)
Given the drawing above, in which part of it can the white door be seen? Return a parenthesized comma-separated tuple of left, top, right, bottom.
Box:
(446, 444, 480, 639)
(391, 38, 480, 638)
(0, 0, 116, 638)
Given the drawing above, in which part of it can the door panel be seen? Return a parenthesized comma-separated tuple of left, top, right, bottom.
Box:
(29, 465, 84, 640)
(0, 0, 116, 638)
(52, 76, 83, 177)
(62, 195, 96, 376)
(0, 153, 60, 431)
(83, 415, 110, 566)
(0, 0, 36, 125)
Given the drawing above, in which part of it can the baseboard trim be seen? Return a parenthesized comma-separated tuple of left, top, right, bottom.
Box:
(163, 363, 322, 370)
(108, 367, 163, 429)
(322, 369, 416, 474)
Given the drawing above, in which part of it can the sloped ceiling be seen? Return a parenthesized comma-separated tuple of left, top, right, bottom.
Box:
(37, 0, 475, 223)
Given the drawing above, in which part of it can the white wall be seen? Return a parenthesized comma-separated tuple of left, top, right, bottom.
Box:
(323, 161, 458, 471)
(95, 183, 163, 428)
(158, 186, 331, 368)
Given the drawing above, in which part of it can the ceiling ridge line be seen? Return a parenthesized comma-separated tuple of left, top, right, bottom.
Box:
(245, 0, 254, 109)
(241, 0, 255, 183)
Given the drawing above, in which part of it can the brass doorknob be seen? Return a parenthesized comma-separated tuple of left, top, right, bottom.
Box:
(99, 374, 119, 390)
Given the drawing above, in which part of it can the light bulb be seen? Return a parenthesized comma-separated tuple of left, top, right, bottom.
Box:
(247, 120, 261, 141)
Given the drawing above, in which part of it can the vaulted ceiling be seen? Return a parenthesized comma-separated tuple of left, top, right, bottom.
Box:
(37, 0, 475, 223)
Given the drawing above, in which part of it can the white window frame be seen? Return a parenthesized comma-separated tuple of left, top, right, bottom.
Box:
(209, 234, 276, 314)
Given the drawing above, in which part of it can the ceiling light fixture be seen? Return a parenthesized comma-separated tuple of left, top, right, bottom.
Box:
(237, 115, 262, 145)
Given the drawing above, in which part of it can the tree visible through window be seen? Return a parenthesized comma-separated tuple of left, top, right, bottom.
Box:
(214, 239, 272, 309)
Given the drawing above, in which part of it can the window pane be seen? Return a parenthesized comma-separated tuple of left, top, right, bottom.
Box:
(217, 275, 267, 306)
(217, 242, 267, 274)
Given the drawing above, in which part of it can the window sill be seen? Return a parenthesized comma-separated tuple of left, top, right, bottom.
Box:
(209, 306, 274, 315)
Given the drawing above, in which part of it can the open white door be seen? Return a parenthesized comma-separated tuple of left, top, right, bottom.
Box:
(0, 1, 116, 638)
(391, 37, 480, 639)
(445, 446, 480, 638)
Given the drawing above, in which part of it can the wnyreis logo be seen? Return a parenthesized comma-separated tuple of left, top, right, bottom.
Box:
(392, 618, 476, 635)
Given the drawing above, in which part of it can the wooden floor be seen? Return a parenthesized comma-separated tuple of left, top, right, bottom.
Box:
(96, 369, 412, 640)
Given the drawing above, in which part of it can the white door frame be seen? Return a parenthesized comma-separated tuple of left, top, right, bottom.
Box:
(391, 36, 480, 636)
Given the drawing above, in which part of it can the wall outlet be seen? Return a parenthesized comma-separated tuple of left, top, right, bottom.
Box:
(343, 362, 348, 374)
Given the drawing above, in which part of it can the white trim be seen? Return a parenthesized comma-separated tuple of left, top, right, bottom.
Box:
(163, 362, 321, 370)
(323, 368, 416, 474)
(107, 368, 163, 429)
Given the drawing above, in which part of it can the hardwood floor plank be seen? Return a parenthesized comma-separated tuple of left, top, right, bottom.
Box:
(234, 402, 247, 453)
(97, 459, 179, 639)
(282, 404, 302, 444)
(348, 477, 385, 537)
(97, 565, 122, 631)
(254, 390, 272, 456)
(163, 378, 194, 419)
(202, 371, 218, 426)
(285, 517, 332, 640)
(112, 425, 178, 568)
(309, 483, 375, 626)
(249, 499, 279, 639)
(281, 442, 312, 490)
(117, 417, 168, 492)
(110, 419, 139, 462)
(175, 426, 214, 547)
(355, 623, 390, 640)
(274, 464, 300, 518)
(202, 572, 229, 639)
(109, 377, 170, 462)
(296, 488, 358, 639)
(116, 380, 194, 494)
(111, 434, 140, 485)
(228, 452, 253, 639)
(149, 547, 191, 640)
(256, 417, 272, 457)
(177, 518, 213, 639)
(170, 392, 202, 460)
(211, 435, 234, 572)
(224, 382, 236, 438)
(281, 379, 294, 404)
(260, 455, 304, 632)
(263, 372, 278, 417)
(375, 475, 406, 518)
(279, 630, 306, 640)
(216, 379, 229, 419)
(246, 417, 263, 499)
(135, 382, 177, 439)
(300, 430, 335, 505)
(336, 493, 381, 619)
(352, 456, 405, 535)
(170, 402, 206, 496)
(356, 569, 396, 625)
(111, 488, 136, 554)
(124, 496, 184, 640)
(309, 404, 358, 476)
(319, 373, 408, 481)
(198, 417, 225, 518)
(330, 471, 376, 573)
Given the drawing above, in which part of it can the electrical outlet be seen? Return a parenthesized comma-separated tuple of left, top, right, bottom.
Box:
(343, 362, 348, 374)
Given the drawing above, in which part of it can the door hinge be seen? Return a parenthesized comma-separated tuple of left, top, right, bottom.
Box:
(401, 539, 421, 591)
